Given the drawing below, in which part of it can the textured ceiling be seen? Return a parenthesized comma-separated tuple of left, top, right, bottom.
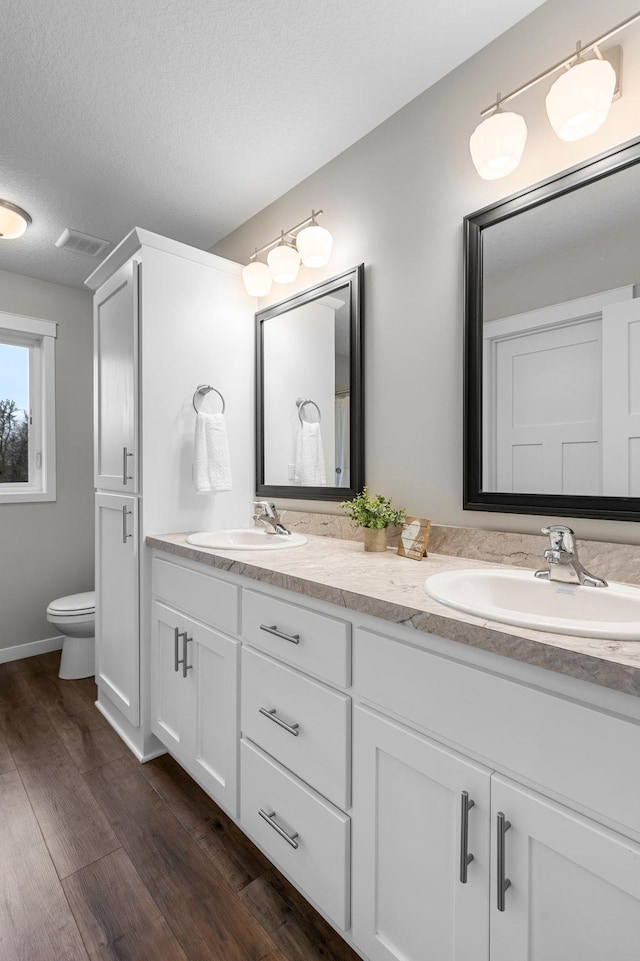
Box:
(1, 0, 545, 288)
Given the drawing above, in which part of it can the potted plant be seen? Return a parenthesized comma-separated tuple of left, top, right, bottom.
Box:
(340, 487, 406, 552)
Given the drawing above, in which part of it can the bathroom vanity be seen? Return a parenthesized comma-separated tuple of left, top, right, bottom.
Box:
(145, 532, 640, 961)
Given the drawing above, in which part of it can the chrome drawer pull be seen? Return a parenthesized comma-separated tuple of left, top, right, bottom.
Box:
(122, 446, 134, 485)
(459, 790, 475, 884)
(496, 812, 512, 912)
(259, 624, 300, 645)
(258, 809, 299, 849)
(175, 630, 191, 676)
(174, 627, 181, 672)
(182, 633, 193, 678)
(259, 706, 300, 737)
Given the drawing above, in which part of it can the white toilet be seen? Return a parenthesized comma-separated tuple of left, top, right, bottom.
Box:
(46, 591, 96, 679)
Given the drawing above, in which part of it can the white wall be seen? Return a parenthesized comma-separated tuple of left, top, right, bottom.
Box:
(0, 268, 93, 650)
(212, 0, 640, 545)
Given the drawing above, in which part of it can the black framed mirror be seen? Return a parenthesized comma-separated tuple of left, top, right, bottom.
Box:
(465, 137, 640, 522)
(256, 264, 364, 501)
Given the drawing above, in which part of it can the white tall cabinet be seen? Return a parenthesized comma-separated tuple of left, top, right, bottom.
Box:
(86, 229, 255, 758)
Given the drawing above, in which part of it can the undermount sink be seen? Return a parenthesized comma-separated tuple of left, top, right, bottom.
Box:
(424, 568, 640, 640)
(186, 529, 307, 551)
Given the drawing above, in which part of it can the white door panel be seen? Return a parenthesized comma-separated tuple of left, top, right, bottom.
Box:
(94, 260, 139, 492)
(95, 492, 139, 724)
(602, 297, 640, 495)
(490, 775, 640, 961)
(352, 705, 491, 961)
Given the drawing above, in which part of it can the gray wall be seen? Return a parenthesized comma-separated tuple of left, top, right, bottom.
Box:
(484, 219, 640, 321)
(0, 268, 93, 650)
(212, 0, 640, 546)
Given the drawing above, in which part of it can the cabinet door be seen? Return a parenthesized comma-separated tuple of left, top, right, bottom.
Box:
(95, 492, 139, 725)
(490, 775, 640, 961)
(150, 601, 193, 766)
(94, 260, 139, 493)
(352, 705, 491, 961)
(189, 623, 240, 816)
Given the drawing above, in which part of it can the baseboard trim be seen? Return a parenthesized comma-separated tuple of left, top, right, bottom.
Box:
(94, 698, 167, 764)
(0, 635, 64, 664)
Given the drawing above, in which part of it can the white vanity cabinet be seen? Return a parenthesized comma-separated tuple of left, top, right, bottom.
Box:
(146, 547, 640, 961)
(150, 559, 240, 814)
(351, 627, 640, 961)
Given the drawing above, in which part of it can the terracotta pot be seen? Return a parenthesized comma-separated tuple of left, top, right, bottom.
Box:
(363, 528, 388, 552)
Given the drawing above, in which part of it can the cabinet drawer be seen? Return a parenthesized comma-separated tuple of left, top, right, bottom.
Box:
(152, 557, 239, 635)
(242, 589, 351, 687)
(242, 648, 350, 809)
(240, 739, 350, 930)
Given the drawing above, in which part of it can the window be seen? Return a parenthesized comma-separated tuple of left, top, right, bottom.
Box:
(0, 312, 56, 503)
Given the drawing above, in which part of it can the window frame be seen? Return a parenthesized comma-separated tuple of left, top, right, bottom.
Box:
(0, 311, 57, 504)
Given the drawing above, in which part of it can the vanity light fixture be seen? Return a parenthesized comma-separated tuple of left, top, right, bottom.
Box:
(295, 214, 333, 267)
(470, 10, 639, 180)
(546, 45, 617, 142)
(267, 232, 301, 284)
(0, 199, 32, 239)
(469, 98, 528, 180)
(242, 210, 333, 295)
(242, 251, 272, 297)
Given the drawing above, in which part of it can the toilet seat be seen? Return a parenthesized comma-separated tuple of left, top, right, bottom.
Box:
(47, 591, 95, 618)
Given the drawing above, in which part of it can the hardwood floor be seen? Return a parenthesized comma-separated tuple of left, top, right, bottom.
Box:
(0, 652, 360, 961)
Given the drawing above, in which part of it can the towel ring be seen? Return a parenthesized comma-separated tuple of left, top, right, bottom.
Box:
(296, 397, 321, 424)
(193, 384, 226, 414)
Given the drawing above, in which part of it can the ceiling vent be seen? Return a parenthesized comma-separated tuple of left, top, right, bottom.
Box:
(55, 228, 111, 258)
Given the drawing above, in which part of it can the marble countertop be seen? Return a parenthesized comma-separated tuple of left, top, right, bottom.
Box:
(147, 532, 640, 698)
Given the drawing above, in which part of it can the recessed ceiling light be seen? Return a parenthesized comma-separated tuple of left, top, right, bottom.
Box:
(0, 200, 32, 239)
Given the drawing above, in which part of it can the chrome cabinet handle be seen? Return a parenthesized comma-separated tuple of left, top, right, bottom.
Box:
(459, 791, 475, 883)
(122, 506, 133, 543)
(496, 812, 512, 911)
(258, 809, 299, 849)
(174, 627, 181, 672)
(122, 447, 134, 485)
(259, 707, 300, 737)
(259, 624, 300, 645)
(175, 631, 192, 678)
(182, 633, 193, 678)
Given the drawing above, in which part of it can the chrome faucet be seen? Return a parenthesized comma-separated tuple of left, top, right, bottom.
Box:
(252, 501, 291, 536)
(534, 525, 607, 588)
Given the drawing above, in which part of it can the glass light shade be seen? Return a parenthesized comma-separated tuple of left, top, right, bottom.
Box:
(0, 201, 31, 239)
(267, 241, 301, 283)
(546, 58, 616, 142)
(469, 110, 528, 180)
(295, 223, 333, 267)
(242, 260, 272, 297)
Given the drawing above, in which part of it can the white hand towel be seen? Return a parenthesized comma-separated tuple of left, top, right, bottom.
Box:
(294, 421, 327, 486)
(194, 412, 232, 493)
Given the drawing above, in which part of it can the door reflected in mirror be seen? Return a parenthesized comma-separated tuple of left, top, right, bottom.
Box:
(256, 265, 363, 501)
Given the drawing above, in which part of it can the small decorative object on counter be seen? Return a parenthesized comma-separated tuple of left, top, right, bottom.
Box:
(397, 517, 431, 560)
(340, 488, 407, 552)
